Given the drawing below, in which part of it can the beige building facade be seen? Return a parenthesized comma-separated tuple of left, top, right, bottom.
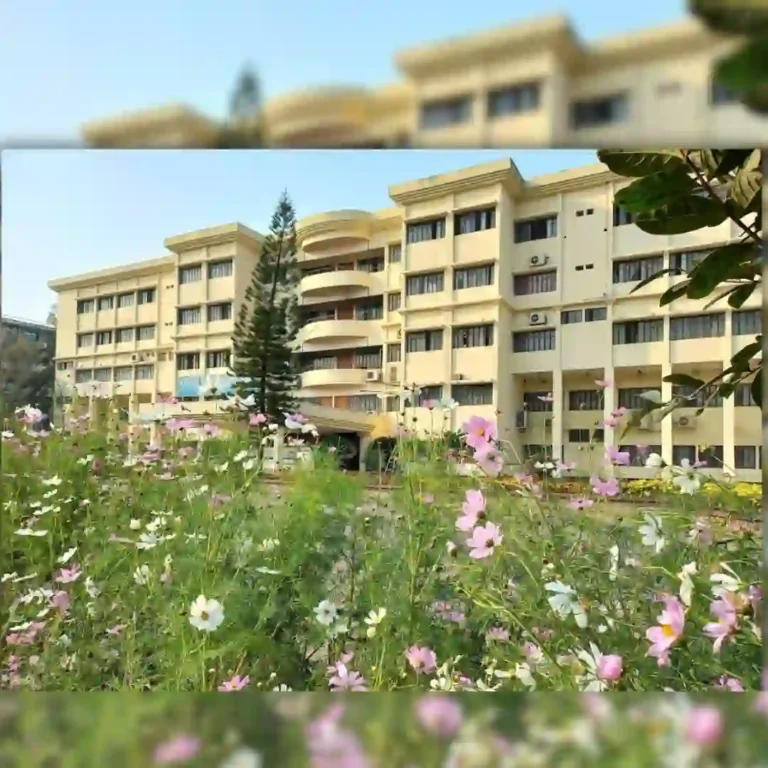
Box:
(49, 159, 761, 481)
(81, 16, 764, 149)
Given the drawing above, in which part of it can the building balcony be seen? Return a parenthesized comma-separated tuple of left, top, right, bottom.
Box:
(296, 319, 381, 348)
(296, 210, 374, 255)
(300, 367, 370, 389)
(299, 270, 376, 301)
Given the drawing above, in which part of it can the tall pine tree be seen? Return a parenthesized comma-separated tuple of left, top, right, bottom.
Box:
(231, 191, 300, 419)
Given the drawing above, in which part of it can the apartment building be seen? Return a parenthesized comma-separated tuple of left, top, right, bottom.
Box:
(81, 16, 764, 149)
(48, 159, 762, 480)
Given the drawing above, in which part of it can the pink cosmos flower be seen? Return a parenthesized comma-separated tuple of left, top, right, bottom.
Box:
(50, 591, 71, 614)
(462, 416, 496, 450)
(165, 418, 194, 434)
(152, 734, 201, 765)
(486, 627, 510, 643)
(466, 522, 503, 560)
(685, 707, 723, 747)
(305, 704, 370, 768)
(203, 423, 221, 437)
(329, 663, 367, 691)
(596, 654, 623, 682)
(569, 497, 595, 510)
(605, 446, 631, 466)
(218, 674, 250, 691)
(91, 458, 104, 473)
(54, 565, 82, 584)
(456, 489, 486, 531)
(595, 378, 612, 389)
(602, 415, 620, 428)
(249, 412, 267, 426)
(327, 652, 355, 678)
(405, 645, 438, 674)
(714, 675, 745, 692)
(473, 443, 504, 477)
(703, 593, 739, 653)
(748, 584, 762, 615)
(645, 594, 685, 666)
(611, 406, 629, 418)
(591, 475, 620, 497)
(106, 624, 126, 637)
(538, 393, 554, 403)
(415, 696, 463, 738)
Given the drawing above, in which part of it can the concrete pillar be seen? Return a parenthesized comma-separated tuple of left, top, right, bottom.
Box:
(722, 363, 736, 471)
(661, 363, 673, 463)
(602, 368, 616, 447)
(552, 369, 564, 462)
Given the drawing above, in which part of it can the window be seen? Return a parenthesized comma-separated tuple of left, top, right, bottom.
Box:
(487, 82, 540, 118)
(303, 309, 336, 324)
(697, 445, 723, 467)
(523, 392, 552, 412)
(304, 355, 336, 371)
(454, 264, 494, 290)
(406, 218, 446, 244)
(114, 366, 133, 382)
(358, 257, 385, 273)
(177, 353, 200, 371)
(613, 204, 637, 226)
(179, 265, 202, 284)
(356, 299, 383, 321)
(670, 313, 725, 340)
(406, 329, 443, 353)
(673, 384, 723, 408)
(93, 368, 111, 382)
(117, 293, 134, 308)
(585, 306, 607, 322)
(349, 395, 380, 412)
(420, 96, 472, 129)
(178, 307, 203, 325)
(452, 324, 494, 348)
(513, 329, 556, 353)
(386, 396, 401, 412)
(612, 255, 664, 284)
(388, 243, 402, 263)
(568, 429, 591, 443)
(733, 309, 760, 336)
(613, 319, 663, 345)
(56, 361, 73, 371)
(672, 445, 697, 465)
(619, 444, 662, 466)
(735, 446, 758, 469)
(670, 249, 709, 273)
(387, 344, 402, 363)
(514, 215, 557, 243)
(137, 325, 155, 341)
(561, 310, 582, 325)
(77, 333, 94, 348)
(524, 444, 552, 459)
(514, 270, 557, 295)
(735, 382, 757, 407)
(116, 327, 134, 343)
(455, 207, 496, 235)
(406, 271, 444, 295)
(453, 383, 493, 406)
(135, 364, 154, 380)
(416, 386, 443, 406)
(710, 79, 737, 106)
(75, 369, 93, 383)
(208, 260, 233, 279)
(568, 389, 602, 411)
(138, 288, 156, 304)
(387, 293, 402, 312)
(96, 331, 113, 346)
(618, 388, 656, 410)
(207, 350, 231, 369)
(77, 299, 95, 314)
(570, 93, 628, 128)
(97, 296, 114, 311)
(207, 303, 232, 322)
(354, 348, 382, 369)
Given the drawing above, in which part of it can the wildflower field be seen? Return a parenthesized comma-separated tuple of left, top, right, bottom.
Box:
(1, 407, 763, 696)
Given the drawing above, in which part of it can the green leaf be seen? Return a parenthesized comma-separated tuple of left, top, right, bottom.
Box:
(751, 368, 762, 406)
(614, 167, 696, 214)
(663, 374, 705, 389)
(685, 242, 756, 299)
(660, 281, 692, 306)
(635, 196, 728, 235)
(597, 149, 686, 177)
(629, 267, 683, 293)
(713, 39, 768, 114)
(729, 149, 763, 210)
(732, 338, 762, 364)
(691, 1, 768, 36)
(727, 282, 758, 308)
(713, 150, 756, 178)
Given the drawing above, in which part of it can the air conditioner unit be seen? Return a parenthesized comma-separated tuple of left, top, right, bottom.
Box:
(529, 313, 547, 326)
(529, 255, 549, 267)
(675, 416, 696, 428)
(366, 370, 382, 382)
(516, 409, 528, 431)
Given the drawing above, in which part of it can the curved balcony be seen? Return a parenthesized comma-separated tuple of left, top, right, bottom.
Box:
(296, 319, 379, 347)
(300, 269, 375, 300)
(297, 210, 374, 252)
(300, 368, 369, 389)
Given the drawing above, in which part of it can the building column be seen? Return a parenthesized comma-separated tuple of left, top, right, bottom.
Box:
(661, 363, 673, 463)
(552, 369, 564, 462)
(722, 363, 736, 472)
(602, 368, 616, 447)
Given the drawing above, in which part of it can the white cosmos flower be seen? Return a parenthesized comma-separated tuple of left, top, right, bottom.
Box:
(242, 459, 256, 471)
(258, 538, 280, 552)
(535, 461, 555, 472)
(364, 607, 387, 637)
(670, 459, 701, 495)
(189, 595, 225, 632)
(313, 599, 338, 626)
(645, 452, 664, 469)
(514, 662, 537, 690)
(677, 562, 697, 607)
(638, 512, 666, 553)
(710, 563, 742, 598)
(42, 475, 62, 487)
(272, 684, 292, 692)
(136, 533, 160, 550)
(608, 545, 619, 582)
(233, 450, 248, 463)
(574, 643, 609, 692)
(15, 528, 48, 537)
(133, 565, 151, 585)
(85, 577, 100, 598)
(545, 581, 588, 628)
(57, 547, 78, 564)
(219, 747, 262, 768)
(129, 518, 142, 530)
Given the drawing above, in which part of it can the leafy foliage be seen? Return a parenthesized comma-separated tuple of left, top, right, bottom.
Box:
(231, 191, 300, 419)
(598, 149, 762, 417)
(215, 65, 262, 147)
(0, 332, 54, 419)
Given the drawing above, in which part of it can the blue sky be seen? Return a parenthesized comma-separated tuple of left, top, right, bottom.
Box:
(3, 149, 600, 321)
(0, 1, 688, 141)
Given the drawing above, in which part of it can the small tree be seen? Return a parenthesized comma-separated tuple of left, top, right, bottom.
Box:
(0, 334, 54, 419)
(231, 191, 300, 420)
(216, 65, 263, 148)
